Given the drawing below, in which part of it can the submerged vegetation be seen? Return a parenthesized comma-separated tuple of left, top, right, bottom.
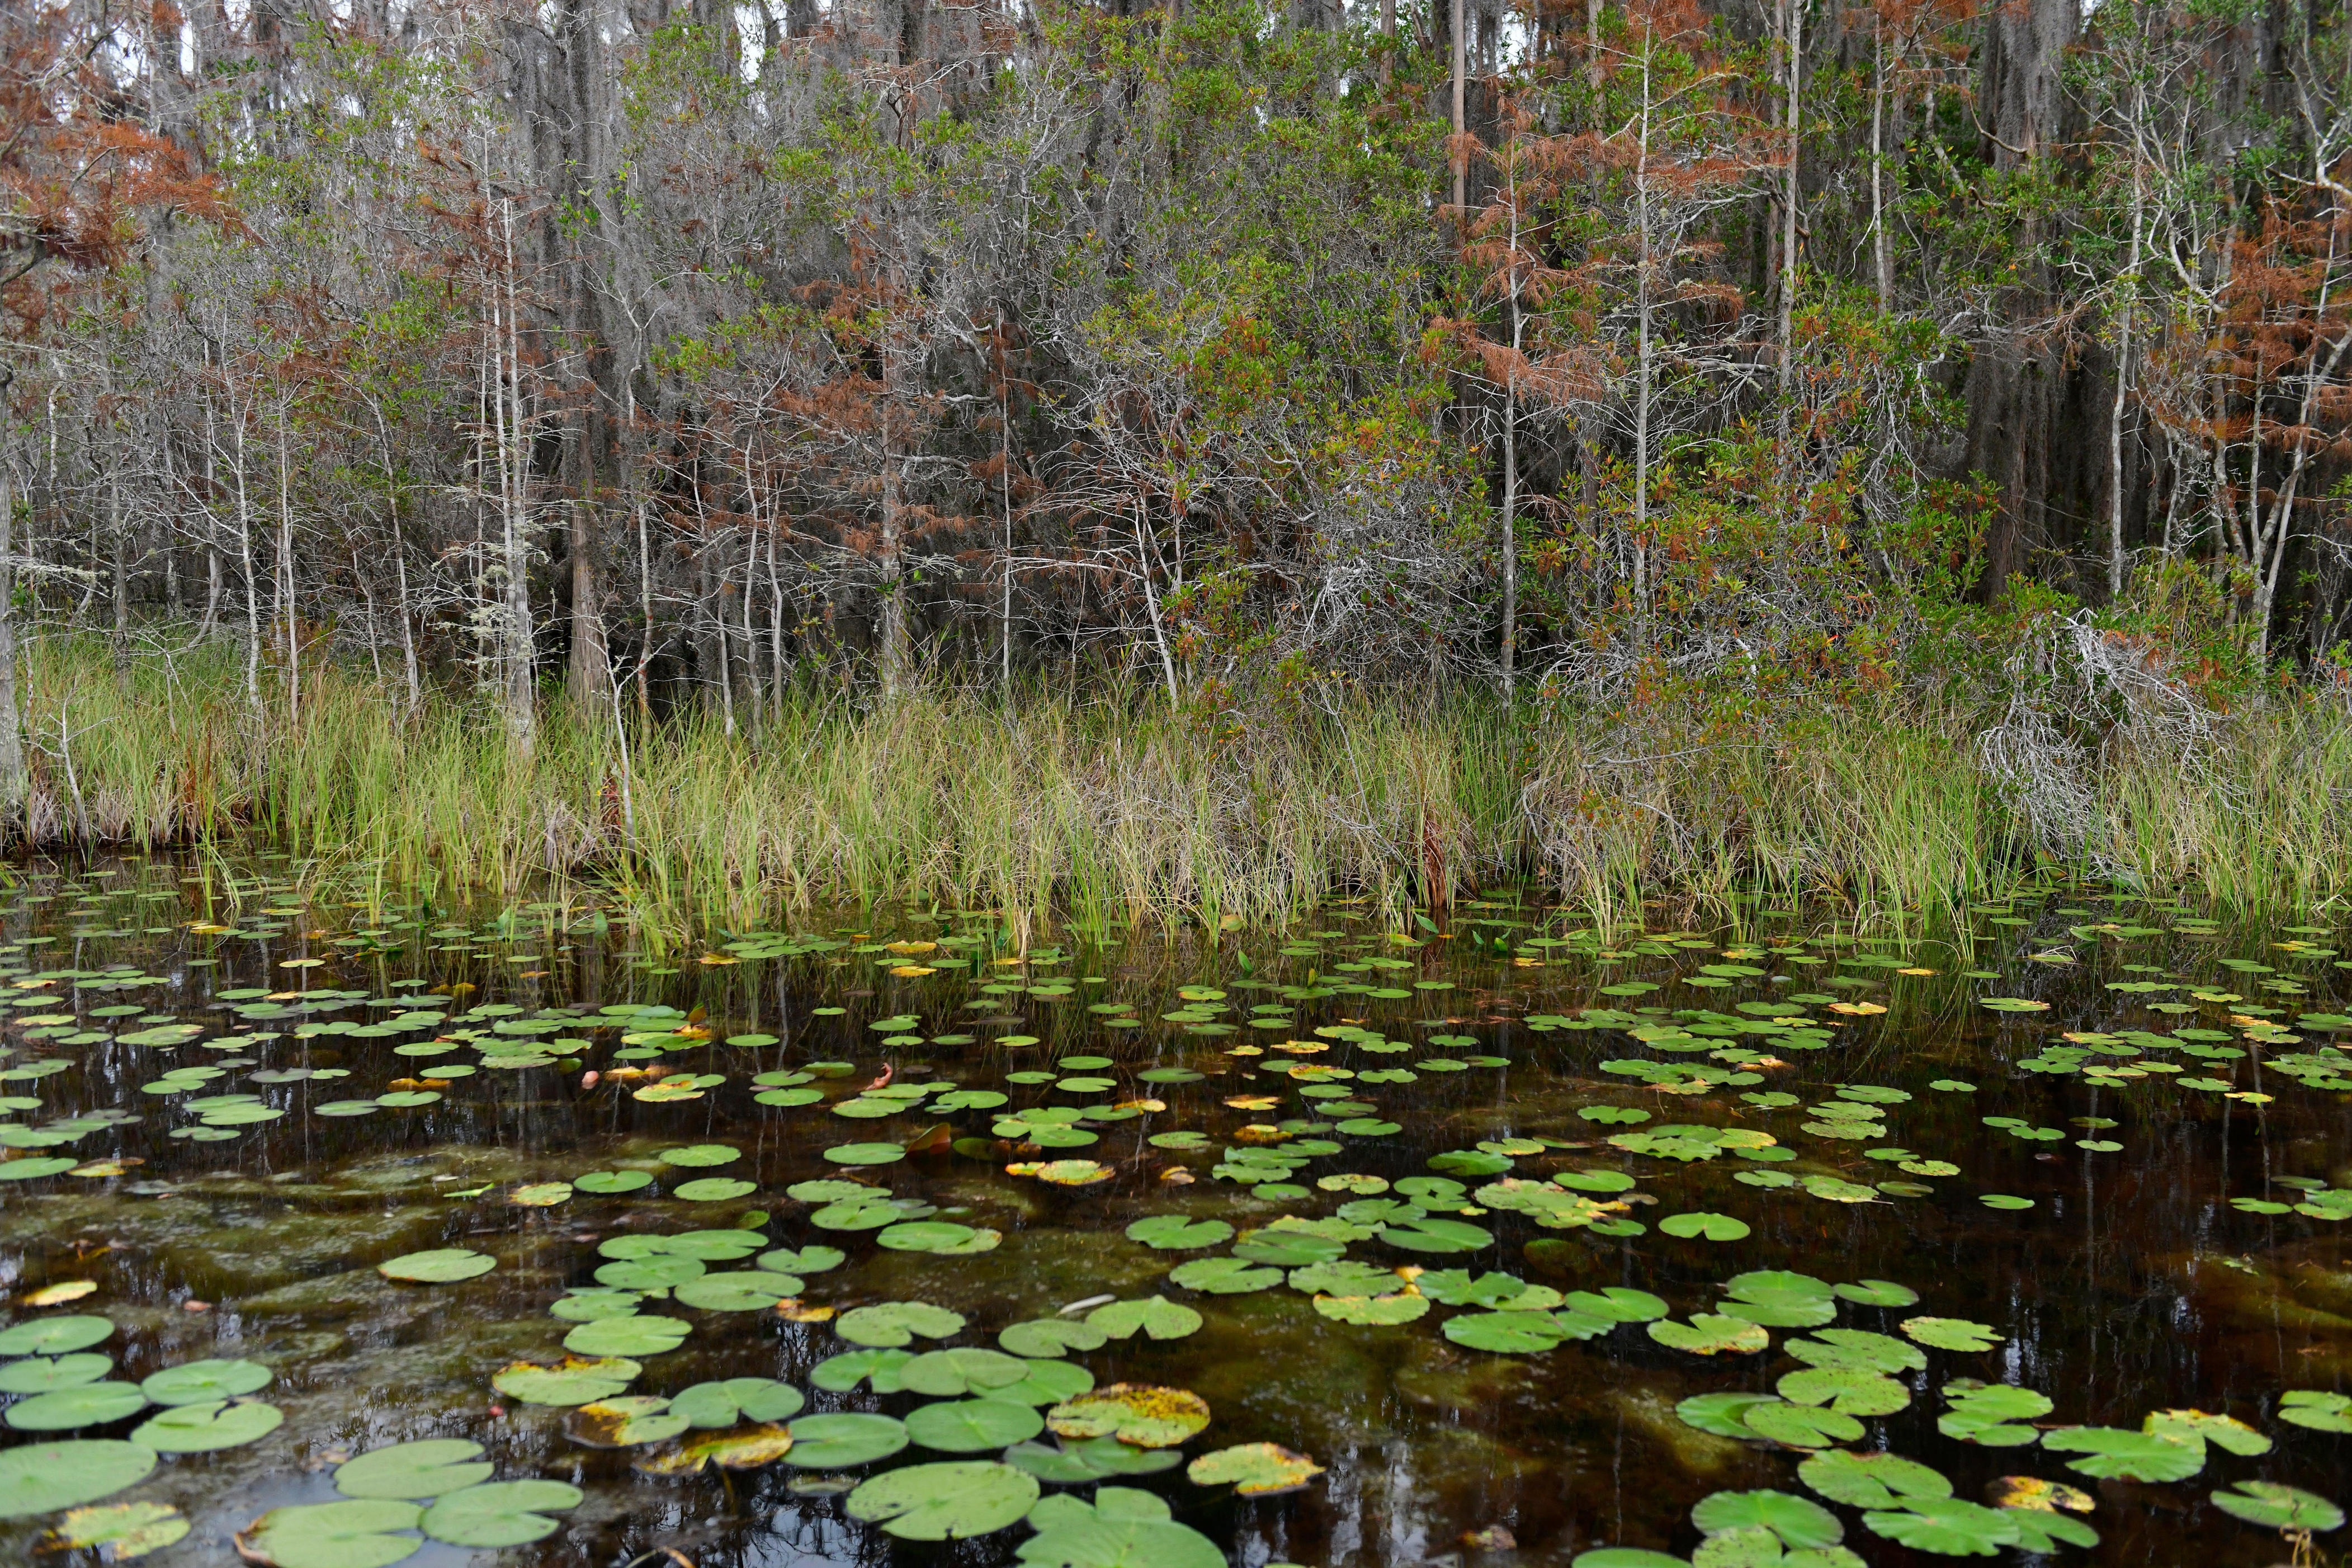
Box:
(21, 640, 2352, 931)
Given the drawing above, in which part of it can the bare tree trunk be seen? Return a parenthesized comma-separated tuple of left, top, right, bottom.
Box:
(1777, 0, 1802, 428)
(232, 405, 261, 709)
(2108, 154, 2144, 602)
(0, 449, 26, 825)
(373, 405, 422, 710)
(1450, 0, 1466, 218)
(276, 404, 299, 721)
(1871, 24, 1890, 313)
(499, 205, 536, 755)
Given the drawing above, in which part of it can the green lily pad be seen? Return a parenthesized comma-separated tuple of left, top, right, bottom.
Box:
(1831, 1279, 1919, 1307)
(2209, 1480, 2344, 1532)
(672, 1378, 806, 1427)
(128, 1399, 281, 1452)
(824, 1142, 907, 1165)
(901, 1348, 1034, 1397)
(1377, 1217, 1494, 1254)
(1690, 1489, 1843, 1548)
(1677, 1392, 1779, 1439)
(906, 1398, 1047, 1452)
(1168, 1258, 1282, 1295)
(814, 1349, 918, 1394)
(334, 1440, 494, 1499)
(1860, 1498, 2020, 1555)
(1313, 1292, 1429, 1325)
(237, 1499, 422, 1568)
(671, 1273, 792, 1312)
(2041, 1426, 2204, 1482)
(659, 1144, 741, 1167)
(1901, 1316, 2003, 1352)
(1087, 1296, 1203, 1341)
(783, 1412, 910, 1466)
(419, 1481, 583, 1547)
(847, 1460, 1041, 1540)
(2281, 1390, 2352, 1432)
(1000, 1319, 1112, 1357)
(1797, 1450, 1952, 1509)
(4, 1382, 149, 1432)
(673, 1177, 757, 1202)
(1018, 1512, 1226, 1568)
(141, 1358, 272, 1405)
(877, 1221, 1003, 1255)
(1125, 1216, 1235, 1250)
(1649, 1315, 1769, 1356)
(1720, 1271, 1836, 1328)
(1778, 1366, 1910, 1417)
(377, 1249, 494, 1284)
(0, 1354, 112, 1394)
(1661, 1212, 1751, 1242)
(759, 1245, 847, 1276)
(0, 1317, 114, 1356)
(1741, 1401, 1864, 1448)
(0, 1440, 157, 1518)
(563, 1315, 690, 1357)
(1003, 1437, 1183, 1483)
(574, 1169, 654, 1194)
(837, 1301, 966, 1347)
(1443, 1311, 1571, 1354)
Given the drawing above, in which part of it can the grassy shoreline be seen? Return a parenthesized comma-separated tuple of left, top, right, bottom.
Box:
(22, 640, 2352, 929)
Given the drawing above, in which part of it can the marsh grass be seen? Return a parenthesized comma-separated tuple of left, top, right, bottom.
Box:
(23, 638, 2352, 929)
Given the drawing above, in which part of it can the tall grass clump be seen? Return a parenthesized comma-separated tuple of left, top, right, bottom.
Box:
(19, 636, 2352, 927)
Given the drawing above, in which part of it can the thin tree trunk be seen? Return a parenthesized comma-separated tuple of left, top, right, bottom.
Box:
(232, 408, 260, 709)
(0, 451, 26, 824)
(1450, 0, 1467, 218)
(1871, 25, 1890, 313)
(1777, 0, 1802, 427)
(2108, 154, 2144, 603)
(276, 404, 297, 722)
(373, 405, 421, 710)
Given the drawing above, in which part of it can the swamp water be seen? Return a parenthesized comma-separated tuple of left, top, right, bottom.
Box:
(0, 864, 2349, 1567)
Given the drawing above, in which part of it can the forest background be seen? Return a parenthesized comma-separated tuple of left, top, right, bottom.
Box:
(3, 0, 2351, 929)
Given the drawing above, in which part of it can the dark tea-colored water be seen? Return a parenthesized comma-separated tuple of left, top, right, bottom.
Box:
(1, 859, 2347, 1567)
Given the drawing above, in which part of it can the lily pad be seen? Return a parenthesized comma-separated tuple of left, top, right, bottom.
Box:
(1797, 1450, 1953, 1509)
(142, 1358, 272, 1405)
(784, 1412, 910, 1467)
(837, 1301, 966, 1347)
(1649, 1315, 1769, 1356)
(1125, 1216, 1236, 1250)
(491, 1356, 642, 1406)
(906, 1398, 1047, 1451)
(130, 1399, 284, 1452)
(0, 1439, 158, 1518)
(334, 1440, 494, 1499)
(1902, 1316, 2002, 1353)
(1047, 1384, 1211, 1448)
(672, 1378, 806, 1426)
(2040, 1426, 2204, 1482)
(563, 1315, 690, 1357)
(0, 1354, 111, 1394)
(1003, 1319, 1114, 1357)
(1861, 1498, 2020, 1555)
(846, 1460, 1040, 1539)
(1087, 1296, 1204, 1342)
(1187, 1442, 1325, 1496)
(2209, 1480, 2344, 1532)
(237, 1499, 422, 1568)
(4, 1382, 149, 1431)
(43, 1500, 188, 1558)
(377, 1249, 494, 1284)
(0, 1316, 114, 1356)
(1690, 1490, 1843, 1548)
(419, 1481, 583, 1547)
(1661, 1212, 1751, 1242)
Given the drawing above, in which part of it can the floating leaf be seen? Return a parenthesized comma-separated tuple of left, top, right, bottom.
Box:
(130, 1399, 283, 1452)
(1831, 1279, 1919, 1308)
(906, 1398, 1046, 1451)
(563, 1315, 689, 1357)
(376, 1249, 494, 1284)
(418, 1481, 582, 1548)
(1797, 1451, 1953, 1509)
(1047, 1384, 1211, 1448)
(141, 1358, 272, 1405)
(2040, 1427, 2204, 1482)
(1661, 1212, 1751, 1242)
(846, 1460, 1040, 1539)
(1086, 1296, 1203, 1342)
(672, 1273, 792, 1312)
(0, 1354, 111, 1394)
(1169, 1258, 1281, 1295)
(1649, 1315, 1769, 1356)
(879, 1221, 1003, 1255)
(2209, 1480, 2345, 1532)
(0, 1440, 157, 1518)
(0, 1316, 113, 1356)
(634, 1424, 799, 1475)
(1902, 1317, 2003, 1353)
(1125, 1216, 1235, 1250)
(44, 1500, 188, 1559)
(2147, 1408, 2270, 1455)
(783, 1413, 909, 1467)
(1187, 1442, 1324, 1496)
(673, 1378, 806, 1427)
(4, 1382, 148, 1432)
(334, 1440, 494, 1500)
(1678, 1392, 1779, 1439)
(2280, 1390, 2352, 1433)
(1314, 1292, 1429, 1325)
(575, 1169, 654, 1194)
(1860, 1499, 2021, 1555)
(563, 1399, 692, 1448)
(491, 1356, 641, 1407)
(1690, 1490, 1844, 1548)
(837, 1301, 966, 1347)
(236, 1499, 422, 1568)
(1741, 1402, 1864, 1448)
